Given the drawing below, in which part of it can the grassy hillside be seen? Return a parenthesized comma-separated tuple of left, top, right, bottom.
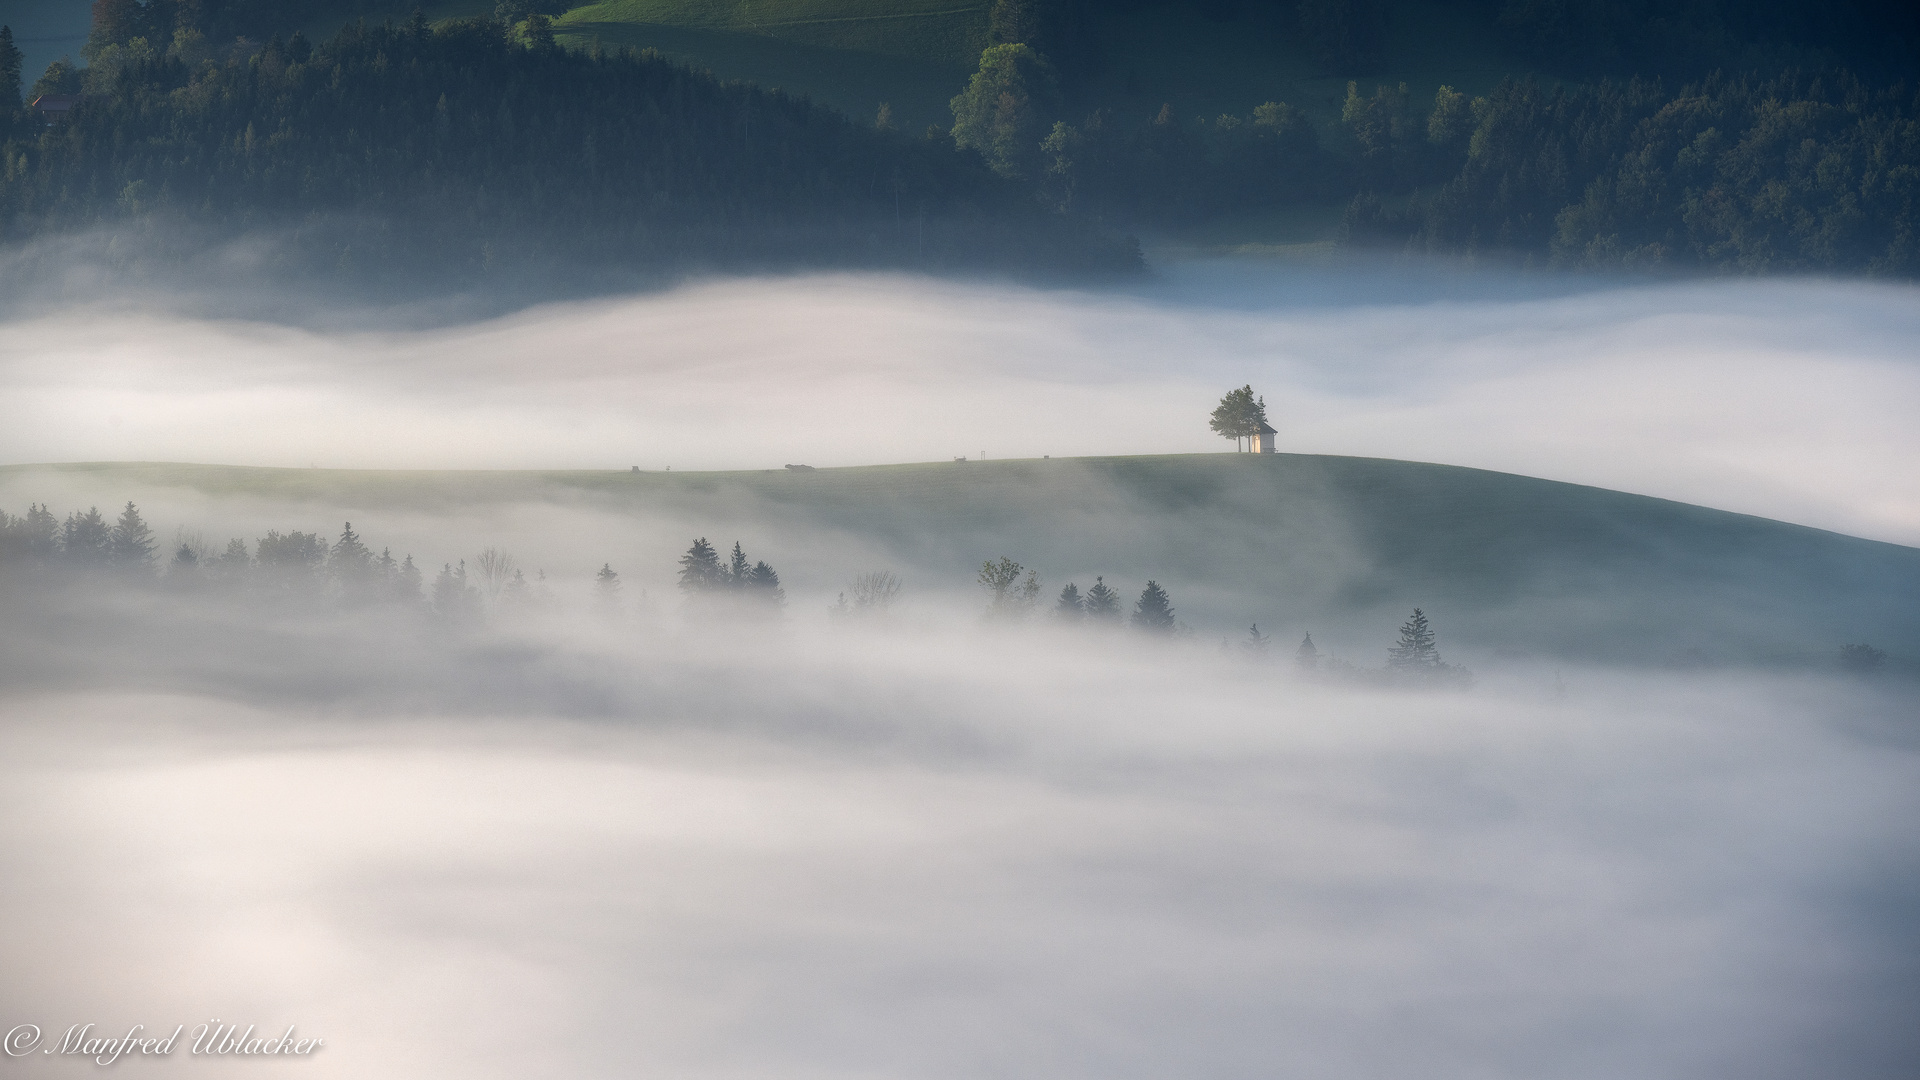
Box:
(10, 453, 1916, 670)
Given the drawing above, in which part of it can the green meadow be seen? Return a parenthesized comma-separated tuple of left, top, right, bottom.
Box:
(13, 453, 1916, 670)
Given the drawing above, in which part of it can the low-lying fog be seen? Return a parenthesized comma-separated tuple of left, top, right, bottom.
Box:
(1, 599, 1917, 1080)
(3, 256, 1917, 1078)
(2, 257, 1917, 544)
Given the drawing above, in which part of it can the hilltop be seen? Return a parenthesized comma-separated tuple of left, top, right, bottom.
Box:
(9, 453, 1915, 669)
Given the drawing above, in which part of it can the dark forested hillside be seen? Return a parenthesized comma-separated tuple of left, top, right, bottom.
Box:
(2, 1, 1917, 280)
(0, 14, 1138, 286)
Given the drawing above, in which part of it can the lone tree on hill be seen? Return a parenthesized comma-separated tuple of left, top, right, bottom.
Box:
(1209, 385, 1270, 452)
(1132, 580, 1175, 634)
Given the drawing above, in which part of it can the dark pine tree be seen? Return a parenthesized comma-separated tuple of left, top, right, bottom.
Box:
(1055, 581, 1083, 620)
(1387, 608, 1441, 671)
(62, 507, 112, 567)
(679, 538, 724, 594)
(107, 501, 156, 572)
(1295, 631, 1320, 672)
(1132, 580, 1175, 634)
(1082, 575, 1121, 622)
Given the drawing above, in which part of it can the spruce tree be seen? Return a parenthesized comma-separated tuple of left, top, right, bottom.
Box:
(1055, 582, 1083, 620)
(728, 542, 751, 587)
(0, 26, 23, 107)
(594, 563, 621, 606)
(331, 522, 376, 600)
(62, 507, 112, 566)
(108, 502, 156, 572)
(1131, 580, 1175, 634)
(168, 543, 199, 581)
(502, 569, 530, 606)
(1387, 608, 1441, 672)
(434, 560, 481, 619)
(1082, 575, 1121, 622)
(1295, 632, 1320, 673)
(396, 555, 424, 603)
(1243, 622, 1269, 656)
(745, 561, 785, 607)
(209, 538, 252, 587)
(678, 538, 724, 594)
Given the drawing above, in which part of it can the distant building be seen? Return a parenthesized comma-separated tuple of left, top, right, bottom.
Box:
(30, 94, 81, 124)
(1250, 419, 1278, 454)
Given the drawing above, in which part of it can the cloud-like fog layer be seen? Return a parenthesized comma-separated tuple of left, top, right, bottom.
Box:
(2, 258, 1917, 543)
(4, 253, 1918, 1078)
(1, 603, 1916, 1080)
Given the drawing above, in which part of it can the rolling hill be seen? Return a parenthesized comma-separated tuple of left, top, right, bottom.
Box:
(9, 453, 1915, 671)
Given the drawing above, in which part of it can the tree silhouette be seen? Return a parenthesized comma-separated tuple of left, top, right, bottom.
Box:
(594, 563, 621, 607)
(1295, 631, 1320, 672)
(1082, 576, 1121, 622)
(1055, 582, 1083, 620)
(978, 556, 1038, 620)
(1132, 580, 1175, 634)
(62, 507, 111, 566)
(1387, 608, 1441, 671)
(1208, 385, 1269, 451)
(678, 538, 724, 594)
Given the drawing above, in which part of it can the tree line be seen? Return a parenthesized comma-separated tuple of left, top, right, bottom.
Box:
(0, 12, 1137, 288)
(948, 32, 1920, 274)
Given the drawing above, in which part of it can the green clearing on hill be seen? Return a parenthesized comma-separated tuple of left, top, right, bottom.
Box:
(11, 454, 1916, 671)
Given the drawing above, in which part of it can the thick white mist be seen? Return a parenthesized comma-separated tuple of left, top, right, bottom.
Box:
(1, 613, 1915, 1080)
(2, 260, 1917, 543)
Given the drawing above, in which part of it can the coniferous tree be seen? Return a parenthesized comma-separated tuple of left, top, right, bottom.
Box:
(433, 560, 481, 620)
(1387, 608, 1441, 672)
(1295, 631, 1320, 673)
(678, 538, 725, 594)
(1131, 580, 1176, 634)
(331, 522, 377, 601)
(0, 504, 59, 563)
(168, 542, 199, 580)
(394, 554, 424, 605)
(745, 561, 785, 607)
(256, 530, 327, 597)
(107, 502, 156, 572)
(208, 538, 252, 588)
(1082, 575, 1121, 622)
(0, 25, 23, 106)
(62, 507, 112, 567)
(501, 569, 531, 607)
(594, 563, 621, 607)
(727, 542, 751, 588)
(1243, 622, 1269, 657)
(1055, 582, 1084, 620)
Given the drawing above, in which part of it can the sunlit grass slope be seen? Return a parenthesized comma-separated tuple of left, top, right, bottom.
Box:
(15, 454, 1917, 670)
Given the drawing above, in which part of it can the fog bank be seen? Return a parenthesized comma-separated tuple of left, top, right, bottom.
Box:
(1, 604, 1916, 1080)
(2, 259, 1917, 544)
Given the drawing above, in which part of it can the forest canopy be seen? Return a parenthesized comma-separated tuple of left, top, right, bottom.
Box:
(0, 13, 1139, 288)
